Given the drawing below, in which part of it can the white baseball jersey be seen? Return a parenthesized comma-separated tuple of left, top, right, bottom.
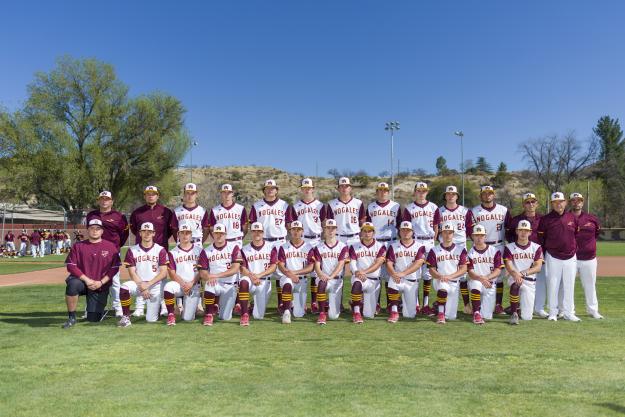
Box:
(349, 240, 386, 278)
(467, 245, 503, 277)
(313, 241, 349, 275)
(209, 203, 248, 240)
(288, 200, 324, 237)
(168, 244, 203, 282)
(436, 205, 474, 246)
(386, 241, 426, 280)
(367, 200, 401, 240)
(426, 244, 469, 276)
(173, 205, 209, 240)
(124, 243, 168, 281)
(198, 242, 242, 278)
(325, 197, 366, 236)
(277, 241, 315, 277)
(249, 199, 289, 239)
(503, 242, 543, 279)
(403, 201, 438, 239)
(241, 242, 278, 274)
(471, 204, 511, 244)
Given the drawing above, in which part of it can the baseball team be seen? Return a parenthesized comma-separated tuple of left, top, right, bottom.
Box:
(61, 177, 603, 328)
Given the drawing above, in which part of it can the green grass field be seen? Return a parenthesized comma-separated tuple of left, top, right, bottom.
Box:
(1, 278, 625, 417)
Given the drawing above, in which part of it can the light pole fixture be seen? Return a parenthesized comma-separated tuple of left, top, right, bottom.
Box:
(454, 130, 465, 206)
(385, 121, 400, 199)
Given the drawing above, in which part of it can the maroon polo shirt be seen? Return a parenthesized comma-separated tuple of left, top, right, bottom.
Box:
(506, 212, 542, 244)
(86, 209, 129, 250)
(537, 210, 578, 260)
(130, 204, 174, 248)
(574, 211, 601, 260)
(30, 231, 41, 245)
(65, 239, 121, 291)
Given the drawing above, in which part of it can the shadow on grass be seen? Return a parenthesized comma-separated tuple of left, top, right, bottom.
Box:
(596, 403, 625, 415)
(0, 311, 67, 327)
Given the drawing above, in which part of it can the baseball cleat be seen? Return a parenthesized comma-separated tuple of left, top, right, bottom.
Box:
(317, 312, 327, 325)
(131, 310, 144, 318)
(282, 309, 291, 324)
(558, 312, 565, 319)
(463, 304, 473, 314)
(233, 303, 242, 315)
(504, 306, 513, 315)
(415, 305, 422, 315)
(62, 317, 77, 329)
(310, 302, 319, 314)
(203, 313, 214, 326)
(436, 312, 446, 324)
(387, 311, 399, 323)
(160, 307, 168, 317)
(547, 315, 558, 321)
(563, 314, 581, 322)
(536, 310, 549, 318)
(509, 312, 520, 325)
(353, 312, 364, 324)
(115, 309, 123, 318)
(591, 312, 604, 319)
(81, 311, 88, 319)
(473, 311, 485, 325)
(494, 304, 505, 315)
(375, 303, 381, 315)
(240, 313, 250, 327)
(167, 313, 176, 326)
(117, 316, 131, 327)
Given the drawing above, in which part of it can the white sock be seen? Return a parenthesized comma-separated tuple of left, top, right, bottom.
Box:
(438, 303, 445, 314)
(354, 306, 360, 314)
(391, 305, 398, 313)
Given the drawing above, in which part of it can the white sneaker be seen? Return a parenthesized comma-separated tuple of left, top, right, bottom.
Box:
(132, 310, 144, 317)
(115, 309, 123, 318)
(117, 316, 132, 327)
(591, 312, 604, 319)
(536, 310, 549, 318)
(548, 315, 558, 321)
(282, 309, 291, 324)
(564, 314, 581, 322)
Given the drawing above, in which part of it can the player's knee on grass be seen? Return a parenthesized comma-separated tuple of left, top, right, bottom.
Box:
(65, 276, 85, 296)
(86, 312, 103, 322)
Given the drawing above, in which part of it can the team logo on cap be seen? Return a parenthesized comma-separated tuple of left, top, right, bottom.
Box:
(361, 222, 375, 231)
(414, 182, 428, 191)
(376, 182, 390, 190)
(338, 177, 351, 186)
(523, 192, 537, 202)
(178, 223, 192, 232)
(324, 219, 337, 228)
(144, 186, 159, 194)
(472, 224, 486, 235)
(98, 191, 112, 199)
(250, 222, 264, 231)
(551, 192, 565, 202)
(301, 178, 314, 188)
(517, 220, 532, 231)
(399, 221, 413, 230)
(569, 192, 584, 200)
(88, 219, 103, 227)
(440, 223, 455, 232)
(445, 185, 458, 194)
(263, 179, 278, 188)
(140, 222, 155, 231)
(213, 224, 227, 234)
(480, 185, 495, 194)
(290, 221, 304, 229)
(221, 184, 233, 192)
(184, 183, 197, 192)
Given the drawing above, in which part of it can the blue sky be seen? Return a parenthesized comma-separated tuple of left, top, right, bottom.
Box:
(2, 1, 624, 177)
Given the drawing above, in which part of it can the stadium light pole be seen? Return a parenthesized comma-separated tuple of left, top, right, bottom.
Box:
(189, 140, 198, 183)
(385, 121, 400, 199)
(454, 130, 465, 206)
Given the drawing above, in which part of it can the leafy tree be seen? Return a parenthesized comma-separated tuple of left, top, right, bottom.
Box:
(475, 156, 493, 174)
(593, 116, 625, 226)
(435, 156, 450, 176)
(493, 162, 510, 187)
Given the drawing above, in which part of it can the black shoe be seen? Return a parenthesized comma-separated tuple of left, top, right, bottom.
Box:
(62, 317, 77, 329)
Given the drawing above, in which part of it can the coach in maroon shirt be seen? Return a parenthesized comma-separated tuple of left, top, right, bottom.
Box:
(130, 185, 173, 248)
(537, 192, 580, 322)
(62, 219, 121, 328)
(570, 192, 603, 319)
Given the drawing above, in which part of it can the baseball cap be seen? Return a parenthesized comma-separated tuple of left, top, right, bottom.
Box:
(184, 183, 197, 192)
(221, 184, 233, 192)
(178, 223, 192, 232)
(250, 222, 264, 232)
(569, 192, 584, 200)
(324, 219, 337, 228)
(517, 220, 532, 231)
(213, 224, 227, 234)
(140, 222, 155, 231)
(376, 182, 390, 190)
(338, 177, 351, 186)
(440, 223, 455, 232)
(144, 185, 159, 195)
(300, 178, 314, 188)
(551, 192, 565, 202)
(399, 221, 413, 230)
(97, 191, 112, 199)
(480, 185, 495, 194)
(472, 224, 486, 235)
(88, 219, 103, 228)
(414, 182, 428, 191)
(523, 192, 537, 202)
(361, 222, 375, 231)
(290, 221, 304, 229)
(263, 179, 278, 189)
(444, 185, 458, 195)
